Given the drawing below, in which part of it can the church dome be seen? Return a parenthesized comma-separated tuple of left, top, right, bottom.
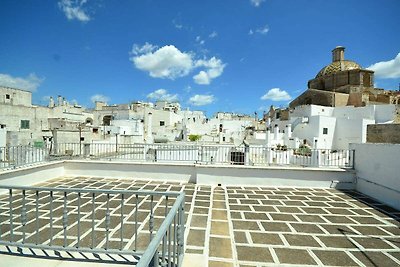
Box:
(316, 60, 361, 78)
(315, 46, 362, 78)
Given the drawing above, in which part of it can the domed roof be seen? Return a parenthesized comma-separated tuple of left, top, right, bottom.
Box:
(316, 60, 361, 78)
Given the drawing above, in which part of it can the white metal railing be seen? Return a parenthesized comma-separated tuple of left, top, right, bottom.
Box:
(0, 145, 48, 170)
(52, 143, 354, 169)
(0, 143, 355, 170)
(0, 185, 185, 266)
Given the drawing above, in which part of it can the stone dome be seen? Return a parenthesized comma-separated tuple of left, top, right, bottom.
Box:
(316, 60, 362, 78)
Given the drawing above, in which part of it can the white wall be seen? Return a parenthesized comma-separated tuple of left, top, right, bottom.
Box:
(63, 160, 355, 188)
(351, 143, 400, 210)
(197, 165, 355, 188)
(334, 118, 374, 149)
(64, 160, 196, 183)
(0, 161, 64, 188)
(0, 128, 6, 147)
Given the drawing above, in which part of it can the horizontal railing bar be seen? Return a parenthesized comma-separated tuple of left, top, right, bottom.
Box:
(0, 240, 143, 256)
(0, 185, 181, 196)
(137, 192, 185, 267)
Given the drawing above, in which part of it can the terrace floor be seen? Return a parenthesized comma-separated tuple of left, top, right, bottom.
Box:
(0, 176, 399, 267)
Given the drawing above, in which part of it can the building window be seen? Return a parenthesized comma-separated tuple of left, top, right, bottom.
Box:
(6, 94, 10, 99)
(160, 121, 165, 126)
(93, 128, 99, 133)
(21, 120, 30, 129)
(323, 128, 328, 135)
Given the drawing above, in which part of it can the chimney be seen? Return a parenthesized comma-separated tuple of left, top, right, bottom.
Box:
(146, 112, 153, 143)
(49, 97, 55, 108)
(95, 101, 106, 111)
(57, 95, 62, 106)
(274, 124, 279, 141)
(332, 46, 345, 62)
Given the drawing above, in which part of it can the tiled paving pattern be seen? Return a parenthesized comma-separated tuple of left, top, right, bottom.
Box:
(0, 177, 400, 266)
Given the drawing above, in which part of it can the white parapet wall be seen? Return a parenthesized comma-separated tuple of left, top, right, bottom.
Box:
(0, 159, 356, 189)
(351, 143, 400, 210)
(0, 161, 65, 188)
(64, 160, 197, 183)
(64, 160, 355, 189)
(196, 165, 355, 188)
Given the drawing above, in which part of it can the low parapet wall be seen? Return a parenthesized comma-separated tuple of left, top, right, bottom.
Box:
(63, 160, 355, 189)
(351, 143, 400, 210)
(0, 161, 64, 188)
(0, 159, 356, 189)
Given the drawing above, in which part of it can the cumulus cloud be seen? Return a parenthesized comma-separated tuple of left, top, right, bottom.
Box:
(189, 94, 215, 106)
(250, 0, 265, 7)
(130, 43, 225, 84)
(147, 89, 179, 102)
(130, 45, 194, 79)
(58, 0, 91, 22)
(261, 88, 292, 101)
(367, 53, 400, 79)
(193, 57, 226, 85)
(0, 73, 44, 92)
(90, 94, 110, 103)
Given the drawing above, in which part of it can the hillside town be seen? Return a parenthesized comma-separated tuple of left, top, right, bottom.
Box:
(1, 47, 399, 153)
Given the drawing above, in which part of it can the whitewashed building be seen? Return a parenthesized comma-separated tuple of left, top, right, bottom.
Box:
(265, 104, 398, 149)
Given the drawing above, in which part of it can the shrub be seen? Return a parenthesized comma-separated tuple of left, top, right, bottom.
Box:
(188, 134, 201, 142)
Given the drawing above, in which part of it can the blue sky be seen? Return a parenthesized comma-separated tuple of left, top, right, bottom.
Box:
(0, 0, 399, 115)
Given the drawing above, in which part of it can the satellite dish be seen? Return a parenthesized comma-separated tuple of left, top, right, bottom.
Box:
(234, 138, 243, 147)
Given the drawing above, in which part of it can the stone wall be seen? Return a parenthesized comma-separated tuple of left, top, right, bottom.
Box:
(367, 124, 400, 144)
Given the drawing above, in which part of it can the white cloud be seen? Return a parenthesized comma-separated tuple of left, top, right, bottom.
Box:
(367, 53, 400, 79)
(147, 89, 179, 102)
(189, 94, 215, 106)
(130, 43, 226, 84)
(90, 94, 110, 103)
(130, 45, 194, 79)
(250, 0, 265, 7)
(172, 19, 183, 29)
(131, 42, 157, 55)
(195, 36, 205, 45)
(0, 73, 43, 92)
(193, 57, 226, 85)
(193, 71, 210, 85)
(58, 0, 91, 22)
(250, 25, 269, 35)
(261, 88, 292, 101)
(256, 25, 269, 34)
(209, 31, 218, 38)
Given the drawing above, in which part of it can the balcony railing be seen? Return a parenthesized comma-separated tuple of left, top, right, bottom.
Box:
(53, 143, 355, 169)
(0, 145, 48, 170)
(0, 185, 185, 266)
(0, 143, 355, 170)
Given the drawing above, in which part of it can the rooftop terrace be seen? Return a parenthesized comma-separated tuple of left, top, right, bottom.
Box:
(0, 176, 399, 267)
(0, 142, 399, 266)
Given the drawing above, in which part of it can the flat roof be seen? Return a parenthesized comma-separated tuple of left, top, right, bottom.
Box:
(0, 176, 399, 266)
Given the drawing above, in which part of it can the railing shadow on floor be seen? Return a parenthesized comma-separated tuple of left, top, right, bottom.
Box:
(0, 186, 186, 267)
